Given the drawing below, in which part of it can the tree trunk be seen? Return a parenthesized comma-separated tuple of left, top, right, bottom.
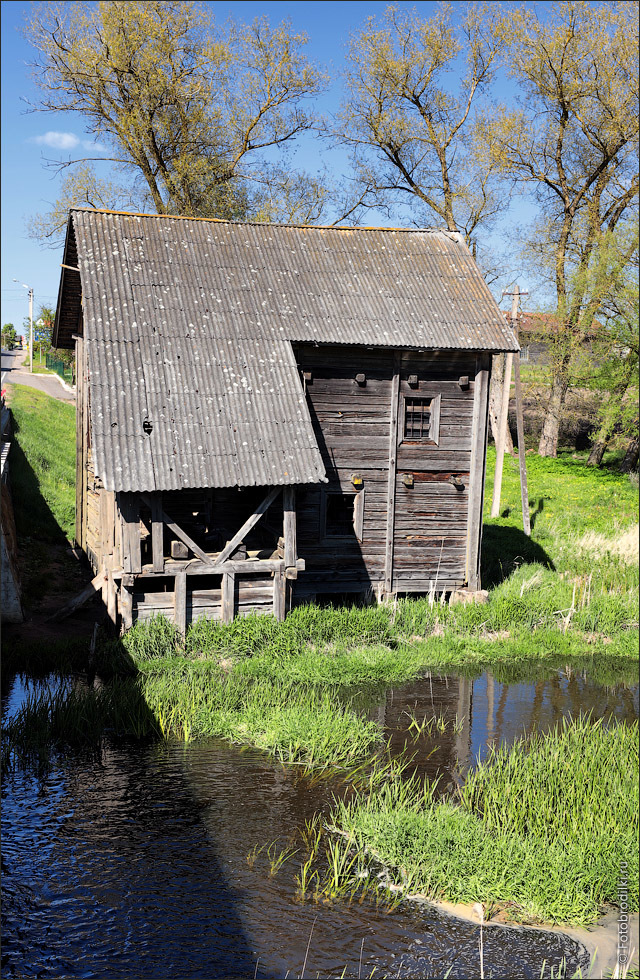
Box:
(488, 354, 514, 454)
(620, 436, 639, 474)
(587, 439, 608, 466)
(538, 373, 569, 457)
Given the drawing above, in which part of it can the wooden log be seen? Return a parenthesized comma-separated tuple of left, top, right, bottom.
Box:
(221, 572, 235, 623)
(48, 570, 104, 622)
(151, 493, 164, 572)
(174, 569, 187, 635)
(384, 355, 400, 594)
(213, 486, 281, 566)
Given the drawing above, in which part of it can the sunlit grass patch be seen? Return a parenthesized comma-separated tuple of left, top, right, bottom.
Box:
(330, 716, 639, 926)
(576, 525, 639, 565)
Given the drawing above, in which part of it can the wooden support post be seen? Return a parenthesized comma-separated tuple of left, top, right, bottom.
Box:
(174, 568, 187, 635)
(120, 574, 134, 632)
(151, 493, 164, 572)
(221, 571, 235, 623)
(140, 493, 212, 565)
(490, 352, 513, 519)
(119, 492, 142, 574)
(273, 564, 286, 621)
(513, 350, 531, 536)
(213, 486, 281, 567)
(283, 486, 297, 579)
(384, 355, 401, 595)
(48, 570, 104, 622)
(466, 356, 491, 591)
(107, 568, 117, 626)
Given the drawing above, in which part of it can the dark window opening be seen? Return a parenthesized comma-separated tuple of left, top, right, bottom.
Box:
(404, 397, 432, 439)
(325, 493, 355, 537)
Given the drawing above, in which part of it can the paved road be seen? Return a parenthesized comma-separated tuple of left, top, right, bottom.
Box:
(1, 347, 76, 403)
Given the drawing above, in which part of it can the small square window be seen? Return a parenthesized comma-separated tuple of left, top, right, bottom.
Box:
(403, 394, 440, 443)
(404, 398, 431, 439)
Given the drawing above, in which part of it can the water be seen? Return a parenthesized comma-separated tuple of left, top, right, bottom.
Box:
(2, 666, 637, 979)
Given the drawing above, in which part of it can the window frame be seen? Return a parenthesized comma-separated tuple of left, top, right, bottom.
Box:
(321, 489, 365, 542)
(401, 393, 441, 445)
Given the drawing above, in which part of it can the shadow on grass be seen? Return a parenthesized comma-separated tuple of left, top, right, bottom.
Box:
(481, 522, 555, 589)
(8, 433, 70, 546)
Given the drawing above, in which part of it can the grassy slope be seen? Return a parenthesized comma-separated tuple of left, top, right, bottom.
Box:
(7, 384, 76, 541)
(5, 384, 77, 610)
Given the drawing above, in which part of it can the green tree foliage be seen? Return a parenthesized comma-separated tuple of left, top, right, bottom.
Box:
(481, 1, 639, 456)
(26, 0, 327, 242)
(332, 4, 509, 251)
(585, 230, 639, 465)
(2, 323, 17, 349)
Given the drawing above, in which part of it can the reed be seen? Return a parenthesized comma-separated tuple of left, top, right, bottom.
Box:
(328, 717, 639, 926)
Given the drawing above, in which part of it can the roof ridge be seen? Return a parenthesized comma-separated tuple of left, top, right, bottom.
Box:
(70, 206, 458, 236)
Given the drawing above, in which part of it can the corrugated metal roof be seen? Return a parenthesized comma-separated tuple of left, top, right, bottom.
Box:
(60, 209, 518, 493)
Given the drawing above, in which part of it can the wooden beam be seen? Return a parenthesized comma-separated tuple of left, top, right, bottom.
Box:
(221, 572, 235, 623)
(466, 355, 491, 591)
(112, 556, 306, 579)
(283, 486, 297, 578)
(139, 492, 213, 565)
(213, 486, 281, 566)
(151, 493, 164, 572)
(48, 570, 104, 622)
(384, 355, 401, 595)
(174, 568, 187, 635)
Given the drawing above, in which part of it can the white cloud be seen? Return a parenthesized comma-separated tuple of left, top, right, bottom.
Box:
(32, 131, 81, 150)
(30, 131, 108, 152)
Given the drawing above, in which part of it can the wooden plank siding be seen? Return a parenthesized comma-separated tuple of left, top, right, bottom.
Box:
(293, 345, 487, 597)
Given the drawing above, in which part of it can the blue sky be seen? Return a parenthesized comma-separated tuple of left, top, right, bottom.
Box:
(1, 1, 535, 331)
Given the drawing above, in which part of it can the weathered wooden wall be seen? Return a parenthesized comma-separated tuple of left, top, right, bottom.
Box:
(293, 345, 490, 598)
(78, 342, 491, 629)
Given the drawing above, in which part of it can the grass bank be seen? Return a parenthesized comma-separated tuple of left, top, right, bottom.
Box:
(4, 384, 77, 611)
(324, 716, 639, 927)
(6, 384, 76, 541)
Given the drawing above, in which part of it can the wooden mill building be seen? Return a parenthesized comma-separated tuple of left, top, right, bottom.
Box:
(53, 209, 518, 631)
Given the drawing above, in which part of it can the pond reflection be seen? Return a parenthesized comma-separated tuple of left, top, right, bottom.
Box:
(2, 665, 636, 979)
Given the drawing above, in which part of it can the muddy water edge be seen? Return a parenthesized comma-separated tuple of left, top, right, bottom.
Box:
(2, 665, 637, 979)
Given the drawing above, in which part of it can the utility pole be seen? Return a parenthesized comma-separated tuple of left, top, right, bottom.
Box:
(28, 287, 34, 374)
(13, 280, 34, 373)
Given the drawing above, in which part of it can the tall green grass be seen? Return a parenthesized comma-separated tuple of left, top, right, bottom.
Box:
(329, 717, 639, 926)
